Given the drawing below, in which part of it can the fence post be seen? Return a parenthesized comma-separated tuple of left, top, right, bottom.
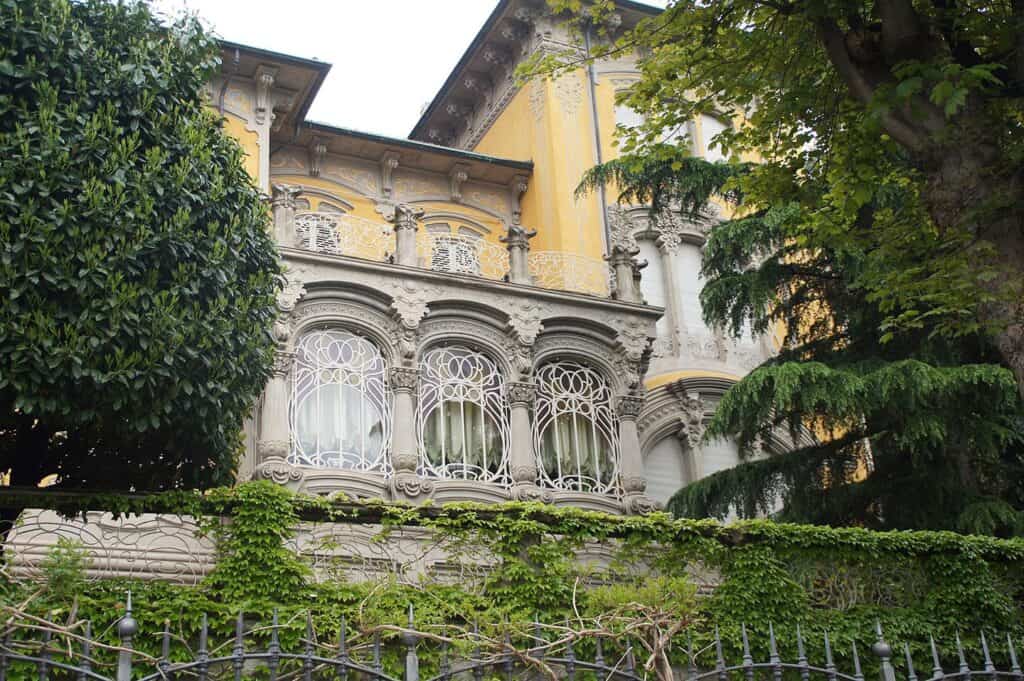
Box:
(116, 591, 138, 681)
(871, 623, 896, 681)
(403, 605, 419, 681)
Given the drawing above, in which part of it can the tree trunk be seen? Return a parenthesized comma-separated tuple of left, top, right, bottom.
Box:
(921, 140, 1024, 399)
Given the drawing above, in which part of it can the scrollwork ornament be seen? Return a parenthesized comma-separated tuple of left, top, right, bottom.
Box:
(254, 457, 304, 485)
(390, 472, 435, 500)
(511, 483, 553, 504)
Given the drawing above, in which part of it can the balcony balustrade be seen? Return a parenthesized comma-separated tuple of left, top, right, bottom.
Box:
(280, 201, 628, 300)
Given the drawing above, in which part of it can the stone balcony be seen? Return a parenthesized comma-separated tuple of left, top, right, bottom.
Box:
(251, 191, 663, 514)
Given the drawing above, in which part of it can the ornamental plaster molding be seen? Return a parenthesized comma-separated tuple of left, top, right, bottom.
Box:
(380, 151, 400, 200)
(256, 441, 290, 462)
(511, 483, 553, 504)
(507, 300, 545, 346)
(553, 73, 584, 116)
(448, 164, 470, 203)
(254, 65, 278, 126)
(622, 493, 661, 514)
(308, 137, 327, 178)
(253, 457, 304, 485)
(390, 472, 436, 501)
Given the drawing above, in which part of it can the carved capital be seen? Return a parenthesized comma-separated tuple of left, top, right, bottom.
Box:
(255, 438, 289, 462)
(392, 203, 424, 232)
(271, 351, 294, 378)
(507, 381, 537, 407)
(271, 183, 300, 209)
(500, 223, 537, 250)
(605, 243, 642, 268)
(617, 395, 645, 420)
(390, 367, 419, 393)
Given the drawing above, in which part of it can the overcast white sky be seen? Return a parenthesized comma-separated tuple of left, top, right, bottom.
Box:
(151, 0, 665, 139)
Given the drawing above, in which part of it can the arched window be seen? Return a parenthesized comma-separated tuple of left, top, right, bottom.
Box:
(416, 346, 510, 484)
(289, 329, 390, 472)
(534, 361, 620, 495)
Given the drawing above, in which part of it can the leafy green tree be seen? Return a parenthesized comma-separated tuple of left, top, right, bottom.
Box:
(546, 0, 1024, 398)
(579, 146, 1024, 534)
(0, 0, 282, 489)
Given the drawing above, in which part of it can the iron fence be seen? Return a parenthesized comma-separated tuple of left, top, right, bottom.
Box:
(0, 596, 1019, 681)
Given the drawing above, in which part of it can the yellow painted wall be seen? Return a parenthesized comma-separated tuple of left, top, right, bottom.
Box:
(221, 113, 260, 181)
(473, 71, 606, 260)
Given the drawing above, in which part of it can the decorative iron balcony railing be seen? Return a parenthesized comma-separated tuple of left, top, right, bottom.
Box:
(288, 211, 617, 299)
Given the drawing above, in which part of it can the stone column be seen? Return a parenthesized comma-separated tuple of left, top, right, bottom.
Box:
(617, 394, 658, 513)
(388, 367, 434, 501)
(391, 204, 425, 267)
(500, 224, 537, 285)
(606, 244, 642, 303)
(271, 184, 299, 246)
(256, 350, 294, 464)
(507, 382, 550, 502)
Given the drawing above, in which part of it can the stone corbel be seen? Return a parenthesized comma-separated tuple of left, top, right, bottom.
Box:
(380, 151, 400, 200)
(507, 175, 529, 225)
(254, 65, 278, 126)
(448, 163, 470, 203)
(308, 136, 327, 178)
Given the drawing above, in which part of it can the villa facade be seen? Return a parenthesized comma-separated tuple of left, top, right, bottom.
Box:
(219, 0, 780, 514)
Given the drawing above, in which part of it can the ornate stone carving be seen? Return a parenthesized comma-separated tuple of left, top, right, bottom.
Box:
(482, 44, 512, 68)
(511, 483, 553, 504)
(389, 367, 419, 393)
(675, 391, 706, 451)
(448, 163, 470, 202)
(607, 205, 638, 251)
(380, 151, 400, 199)
(621, 474, 647, 494)
(254, 64, 277, 125)
(616, 394, 645, 420)
(427, 127, 455, 146)
(271, 183, 300, 210)
(611, 318, 651, 363)
(308, 136, 327, 178)
(254, 457, 303, 485)
(271, 350, 294, 378)
(622, 493, 661, 514)
(390, 472, 435, 500)
(506, 381, 536, 407)
(256, 441, 290, 462)
(392, 203, 425, 233)
(507, 300, 544, 346)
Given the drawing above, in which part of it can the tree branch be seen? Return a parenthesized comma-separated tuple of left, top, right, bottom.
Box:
(876, 0, 928, 62)
(815, 18, 927, 151)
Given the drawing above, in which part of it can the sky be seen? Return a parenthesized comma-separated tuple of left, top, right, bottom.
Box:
(151, 0, 665, 140)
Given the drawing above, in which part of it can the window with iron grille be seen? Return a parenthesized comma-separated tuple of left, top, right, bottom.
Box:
(289, 329, 391, 472)
(533, 361, 620, 495)
(416, 346, 511, 484)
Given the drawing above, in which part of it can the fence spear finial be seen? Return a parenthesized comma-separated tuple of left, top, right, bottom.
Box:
(955, 632, 969, 674)
(1008, 634, 1021, 675)
(930, 635, 944, 680)
(981, 631, 995, 674)
(853, 642, 864, 681)
(904, 643, 918, 681)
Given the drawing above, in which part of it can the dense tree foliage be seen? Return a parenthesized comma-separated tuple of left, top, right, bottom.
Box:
(0, 0, 282, 489)
(548, 0, 1024, 397)
(559, 0, 1024, 533)
(579, 145, 1024, 534)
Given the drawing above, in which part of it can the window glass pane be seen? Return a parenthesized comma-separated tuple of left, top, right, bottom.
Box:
(700, 114, 729, 162)
(289, 329, 390, 472)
